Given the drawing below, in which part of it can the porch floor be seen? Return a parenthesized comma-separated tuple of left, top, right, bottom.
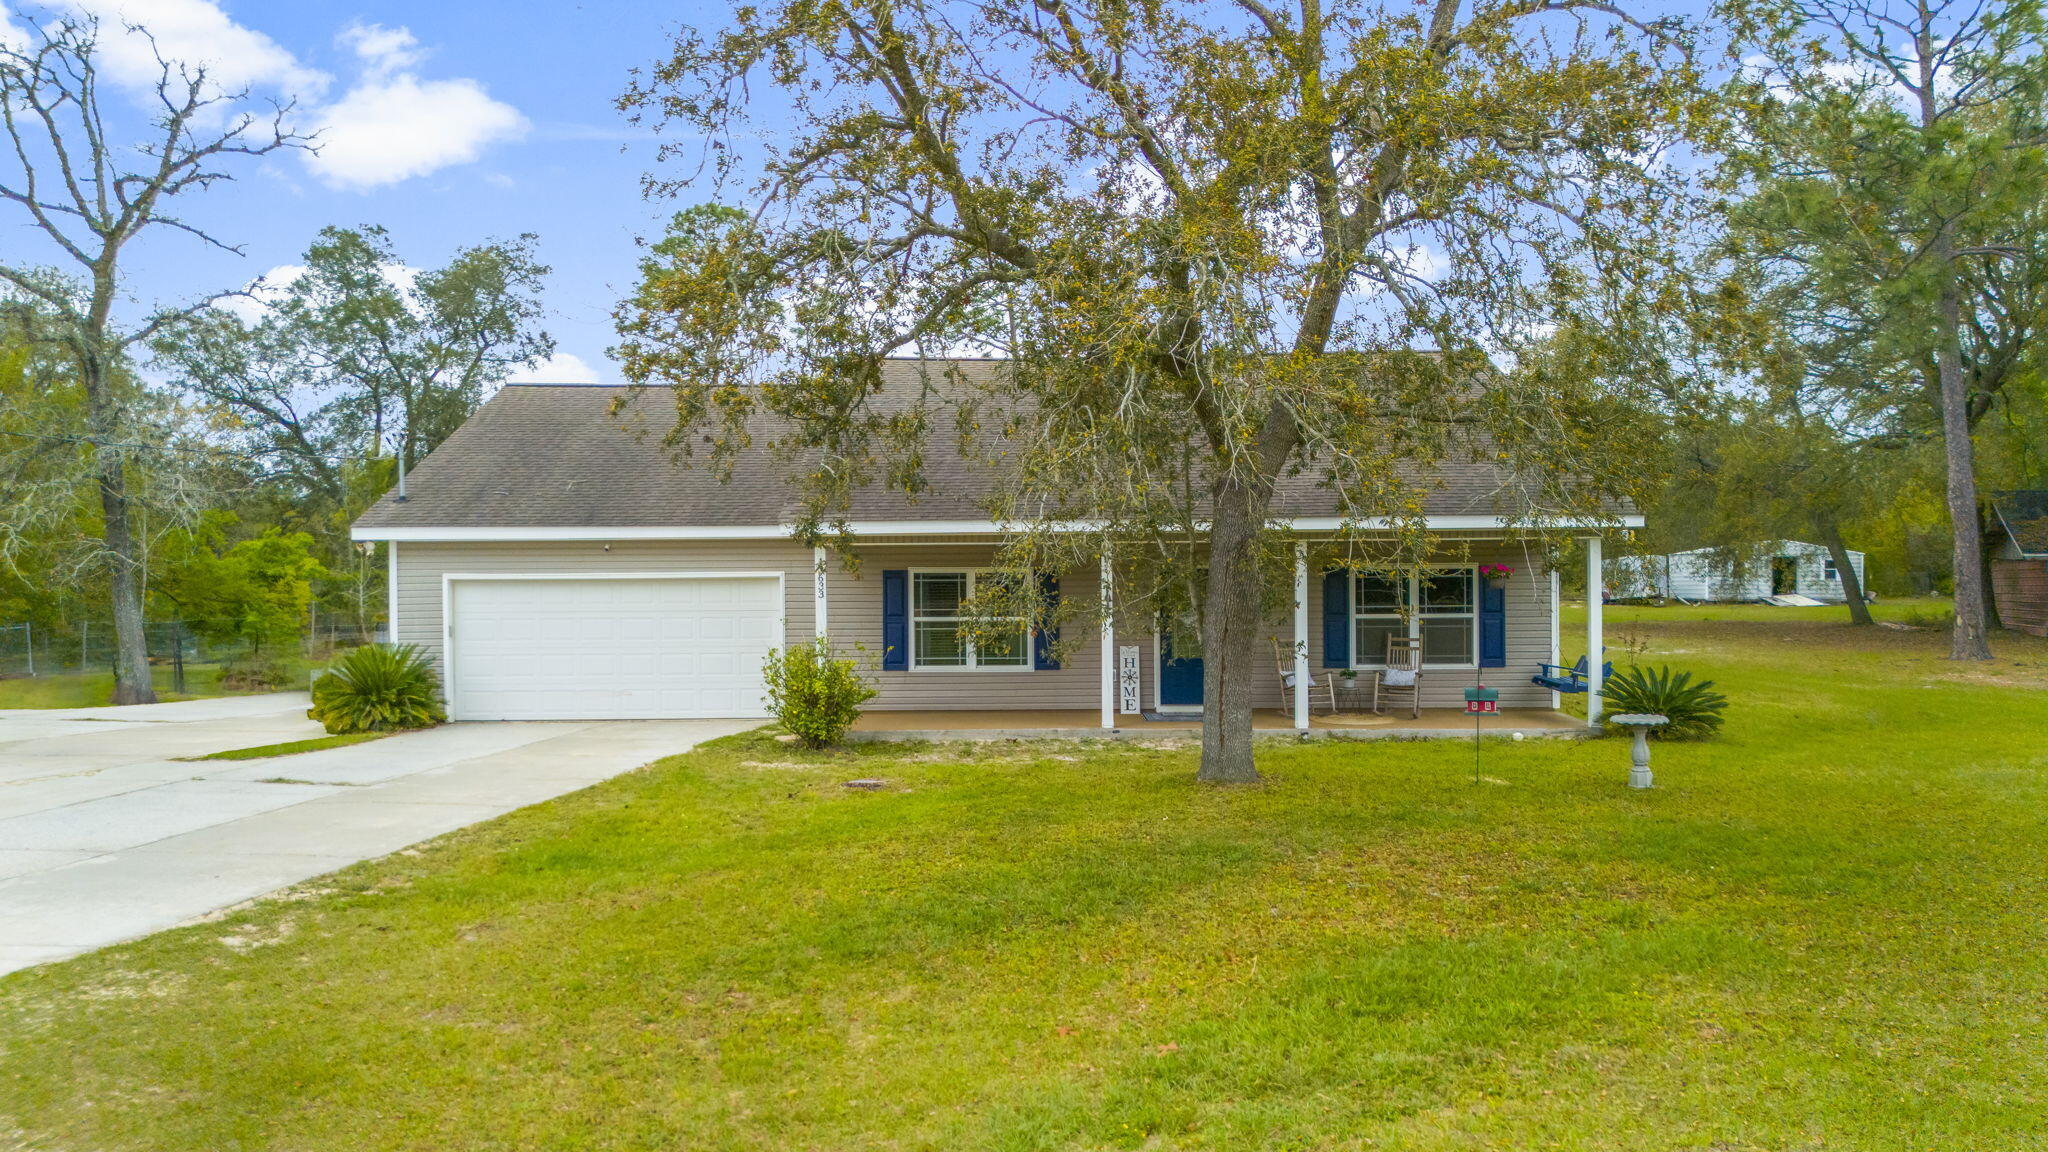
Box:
(846, 708, 1584, 741)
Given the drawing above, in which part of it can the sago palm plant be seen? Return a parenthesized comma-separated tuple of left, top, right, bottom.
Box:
(1602, 664, 1728, 739)
(309, 644, 447, 735)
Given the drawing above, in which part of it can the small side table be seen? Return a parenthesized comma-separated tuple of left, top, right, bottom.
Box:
(1332, 678, 1371, 714)
(1606, 713, 1670, 789)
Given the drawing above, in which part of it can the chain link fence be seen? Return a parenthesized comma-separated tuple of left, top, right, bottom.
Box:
(0, 620, 380, 693)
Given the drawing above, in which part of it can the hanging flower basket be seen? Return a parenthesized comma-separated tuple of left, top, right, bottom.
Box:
(1480, 563, 1515, 590)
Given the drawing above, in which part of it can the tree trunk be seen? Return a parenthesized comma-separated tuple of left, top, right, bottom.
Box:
(1197, 477, 1270, 784)
(82, 353, 157, 705)
(1933, 256, 1994, 661)
(1818, 521, 1872, 625)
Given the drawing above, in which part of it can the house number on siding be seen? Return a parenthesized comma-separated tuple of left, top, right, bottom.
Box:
(1118, 646, 1141, 714)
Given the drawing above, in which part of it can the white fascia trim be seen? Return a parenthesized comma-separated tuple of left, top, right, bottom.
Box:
(353, 513, 1643, 543)
(1285, 515, 1645, 532)
(359, 524, 800, 542)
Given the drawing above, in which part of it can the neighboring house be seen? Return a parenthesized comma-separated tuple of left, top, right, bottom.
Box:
(350, 360, 1639, 727)
(1609, 540, 1866, 604)
(1989, 491, 2048, 637)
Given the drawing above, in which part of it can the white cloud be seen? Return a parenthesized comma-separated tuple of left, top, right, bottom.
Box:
(507, 352, 601, 384)
(45, 0, 329, 96)
(336, 20, 422, 76)
(8, 4, 524, 189)
(305, 20, 527, 191)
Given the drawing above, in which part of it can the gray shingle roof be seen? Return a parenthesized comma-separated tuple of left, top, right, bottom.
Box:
(1992, 490, 2048, 558)
(353, 359, 1580, 532)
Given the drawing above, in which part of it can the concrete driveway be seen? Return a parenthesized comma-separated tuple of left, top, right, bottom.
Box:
(0, 694, 751, 976)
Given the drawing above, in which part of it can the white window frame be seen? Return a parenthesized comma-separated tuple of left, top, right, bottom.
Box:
(908, 568, 1034, 672)
(1822, 555, 1839, 581)
(1351, 567, 1480, 670)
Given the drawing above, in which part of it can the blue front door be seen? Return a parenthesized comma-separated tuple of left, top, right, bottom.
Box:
(1159, 625, 1203, 708)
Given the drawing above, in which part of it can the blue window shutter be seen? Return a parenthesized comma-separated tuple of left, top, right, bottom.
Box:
(1321, 569, 1350, 667)
(881, 570, 908, 671)
(1479, 578, 1506, 668)
(1034, 574, 1061, 670)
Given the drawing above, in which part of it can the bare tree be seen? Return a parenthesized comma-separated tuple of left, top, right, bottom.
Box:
(0, 17, 307, 703)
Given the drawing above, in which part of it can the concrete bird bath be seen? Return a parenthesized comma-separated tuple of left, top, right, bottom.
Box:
(1607, 713, 1669, 789)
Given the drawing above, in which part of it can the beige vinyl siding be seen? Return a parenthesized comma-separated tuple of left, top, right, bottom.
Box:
(831, 541, 1557, 713)
(397, 537, 1558, 714)
(393, 540, 815, 686)
(824, 545, 1103, 710)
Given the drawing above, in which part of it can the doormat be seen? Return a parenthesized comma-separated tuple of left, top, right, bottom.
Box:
(1139, 711, 1199, 722)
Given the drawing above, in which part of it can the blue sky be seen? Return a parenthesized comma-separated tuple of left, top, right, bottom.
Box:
(2, 0, 709, 383)
(4, 0, 1743, 386)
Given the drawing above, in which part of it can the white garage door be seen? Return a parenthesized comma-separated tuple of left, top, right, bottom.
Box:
(447, 576, 782, 720)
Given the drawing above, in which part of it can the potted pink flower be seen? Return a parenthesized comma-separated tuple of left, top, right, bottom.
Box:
(1480, 563, 1515, 590)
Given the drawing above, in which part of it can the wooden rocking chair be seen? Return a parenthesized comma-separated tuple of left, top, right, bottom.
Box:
(1273, 639, 1339, 715)
(1373, 636, 1424, 719)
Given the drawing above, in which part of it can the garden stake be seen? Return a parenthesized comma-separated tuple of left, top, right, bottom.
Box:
(1462, 666, 1498, 785)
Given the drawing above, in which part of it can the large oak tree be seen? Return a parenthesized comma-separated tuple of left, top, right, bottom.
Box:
(620, 0, 1706, 781)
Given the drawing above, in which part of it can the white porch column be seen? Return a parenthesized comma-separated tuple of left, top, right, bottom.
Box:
(1100, 548, 1116, 730)
(1292, 542, 1310, 730)
(813, 545, 829, 640)
(386, 541, 399, 644)
(1584, 535, 1604, 727)
(1548, 567, 1562, 710)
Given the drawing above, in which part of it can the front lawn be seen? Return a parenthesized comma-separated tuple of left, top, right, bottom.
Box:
(3, 608, 2047, 1149)
(0, 663, 274, 710)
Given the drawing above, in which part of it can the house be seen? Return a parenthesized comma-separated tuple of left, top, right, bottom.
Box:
(1608, 540, 1866, 604)
(1989, 491, 2048, 637)
(349, 360, 1639, 732)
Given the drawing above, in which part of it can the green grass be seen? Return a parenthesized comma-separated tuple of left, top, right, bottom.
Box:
(1574, 592, 1957, 629)
(0, 663, 288, 710)
(179, 731, 392, 762)
(4, 605, 2048, 1149)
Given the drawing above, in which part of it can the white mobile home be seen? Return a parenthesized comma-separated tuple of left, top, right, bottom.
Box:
(1609, 540, 1866, 604)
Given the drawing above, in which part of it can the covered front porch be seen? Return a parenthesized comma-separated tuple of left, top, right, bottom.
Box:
(814, 529, 1616, 731)
(846, 706, 1584, 742)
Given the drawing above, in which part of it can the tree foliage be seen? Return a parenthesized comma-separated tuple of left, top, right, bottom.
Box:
(153, 224, 554, 643)
(158, 224, 555, 488)
(149, 511, 328, 653)
(621, 0, 1710, 780)
(1717, 0, 2048, 656)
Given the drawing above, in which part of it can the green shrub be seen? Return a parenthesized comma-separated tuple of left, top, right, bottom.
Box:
(309, 644, 446, 735)
(219, 653, 295, 691)
(762, 637, 877, 748)
(1603, 664, 1728, 740)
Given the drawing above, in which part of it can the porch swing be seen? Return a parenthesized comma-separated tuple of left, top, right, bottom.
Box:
(1531, 653, 1613, 695)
